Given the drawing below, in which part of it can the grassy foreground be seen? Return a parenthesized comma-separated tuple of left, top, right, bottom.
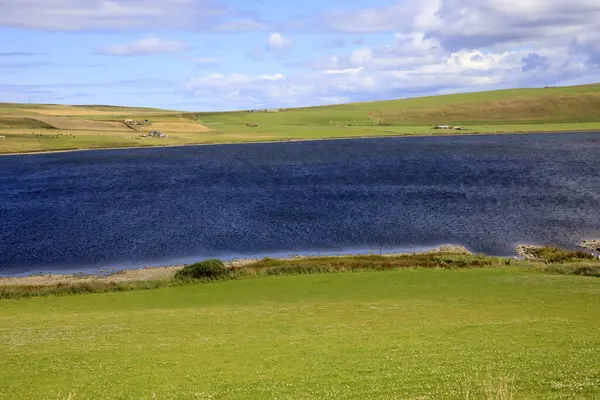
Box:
(2, 83, 600, 154)
(1, 255, 600, 399)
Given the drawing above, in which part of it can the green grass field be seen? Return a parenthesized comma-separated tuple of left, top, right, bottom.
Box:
(2, 83, 600, 154)
(1, 266, 600, 399)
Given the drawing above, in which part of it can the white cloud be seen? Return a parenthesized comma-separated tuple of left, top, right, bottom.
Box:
(325, 67, 364, 75)
(349, 48, 373, 67)
(183, 60, 467, 110)
(263, 0, 600, 110)
(266, 33, 292, 51)
(0, 0, 261, 31)
(291, 32, 443, 72)
(97, 37, 189, 56)
(294, 0, 600, 56)
(425, 0, 600, 50)
(248, 33, 293, 60)
(184, 35, 599, 111)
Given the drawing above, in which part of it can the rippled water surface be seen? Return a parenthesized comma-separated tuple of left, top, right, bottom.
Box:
(1, 133, 600, 275)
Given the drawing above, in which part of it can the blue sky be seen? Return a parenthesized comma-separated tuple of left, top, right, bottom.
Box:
(1, 0, 600, 111)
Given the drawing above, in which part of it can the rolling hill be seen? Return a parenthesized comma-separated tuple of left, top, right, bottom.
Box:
(2, 83, 600, 154)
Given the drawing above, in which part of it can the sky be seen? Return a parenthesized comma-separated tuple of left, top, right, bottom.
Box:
(1, 0, 600, 111)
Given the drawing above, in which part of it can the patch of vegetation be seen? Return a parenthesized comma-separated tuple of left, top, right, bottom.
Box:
(544, 262, 600, 277)
(239, 253, 496, 275)
(174, 259, 227, 280)
(2, 254, 496, 299)
(460, 373, 516, 400)
(0, 279, 173, 300)
(4, 251, 600, 300)
(530, 246, 596, 263)
(0, 117, 56, 129)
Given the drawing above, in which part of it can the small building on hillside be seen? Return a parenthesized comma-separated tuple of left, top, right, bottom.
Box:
(0, 135, 6, 140)
(433, 125, 466, 131)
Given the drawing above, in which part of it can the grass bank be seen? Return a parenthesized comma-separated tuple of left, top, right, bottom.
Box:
(2, 250, 598, 299)
(2, 83, 600, 154)
(1, 266, 600, 399)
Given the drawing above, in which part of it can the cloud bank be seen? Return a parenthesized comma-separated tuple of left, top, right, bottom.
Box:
(182, 0, 600, 109)
(2, 0, 600, 110)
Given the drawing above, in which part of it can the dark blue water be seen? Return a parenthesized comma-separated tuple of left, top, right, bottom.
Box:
(1, 133, 600, 275)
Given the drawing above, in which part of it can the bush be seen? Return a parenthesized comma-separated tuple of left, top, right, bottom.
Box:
(174, 259, 227, 280)
(532, 247, 595, 263)
(431, 255, 492, 269)
(572, 265, 600, 277)
(261, 264, 333, 276)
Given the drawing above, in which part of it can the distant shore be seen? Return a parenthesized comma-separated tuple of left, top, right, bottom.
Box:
(1, 129, 599, 157)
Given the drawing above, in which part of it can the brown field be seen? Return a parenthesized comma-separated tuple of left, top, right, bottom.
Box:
(146, 121, 212, 132)
(22, 108, 178, 117)
(32, 116, 130, 131)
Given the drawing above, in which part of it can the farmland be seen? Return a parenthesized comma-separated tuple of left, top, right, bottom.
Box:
(2, 83, 600, 154)
(1, 264, 600, 399)
(1, 250, 600, 399)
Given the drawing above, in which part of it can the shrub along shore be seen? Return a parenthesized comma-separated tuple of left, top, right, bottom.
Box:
(1, 245, 599, 299)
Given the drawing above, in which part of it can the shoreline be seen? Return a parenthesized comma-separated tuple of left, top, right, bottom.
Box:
(3, 240, 597, 285)
(1, 129, 599, 157)
(0, 245, 472, 286)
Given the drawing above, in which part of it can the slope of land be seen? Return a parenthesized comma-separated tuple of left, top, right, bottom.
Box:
(1, 265, 599, 399)
(2, 83, 600, 154)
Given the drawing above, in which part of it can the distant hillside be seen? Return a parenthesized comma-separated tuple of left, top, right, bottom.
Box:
(339, 84, 600, 125)
(4, 83, 600, 126)
(2, 83, 600, 154)
(194, 83, 600, 126)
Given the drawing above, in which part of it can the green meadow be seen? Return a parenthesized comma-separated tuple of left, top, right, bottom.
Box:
(2, 83, 600, 154)
(1, 265, 600, 399)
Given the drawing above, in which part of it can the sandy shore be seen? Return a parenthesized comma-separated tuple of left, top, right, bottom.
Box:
(0, 265, 185, 287)
(0, 245, 471, 287)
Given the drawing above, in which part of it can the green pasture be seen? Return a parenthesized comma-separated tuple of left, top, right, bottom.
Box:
(1, 268, 599, 399)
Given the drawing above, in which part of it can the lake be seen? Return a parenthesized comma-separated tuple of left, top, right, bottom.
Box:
(1, 133, 600, 276)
